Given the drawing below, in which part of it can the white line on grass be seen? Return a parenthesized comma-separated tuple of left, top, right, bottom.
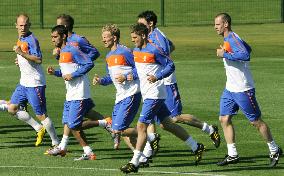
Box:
(0, 165, 227, 176)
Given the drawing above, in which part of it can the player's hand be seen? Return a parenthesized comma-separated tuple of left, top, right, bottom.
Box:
(93, 74, 101, 85)
(15, 58, 19, 67)
(127, 73, 133, 81)
(13, 45, 23, 55)
(63, 74, 72, 81)
(216, 45, 225, 58)
(147, 74, 157, 83)
(53, 48, 60, 57)
(47, 66, 55, 75)
(115, 73, 126, 84)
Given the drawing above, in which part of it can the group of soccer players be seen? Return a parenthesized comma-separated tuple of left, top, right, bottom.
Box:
(0, 10, 281, 174)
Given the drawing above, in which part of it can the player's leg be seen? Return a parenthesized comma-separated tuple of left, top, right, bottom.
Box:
(237, 89, 281, 167)
(27, 86, 59, 146)
(69, 99, 96, 160)
(9, 85, 44, 146)
(82, 100, 112, 134)
(158, 105, 205, 166)
(120, 99, 163, 173)
(217, 89, 240, 166)
(45, 101, 70, 156)
(112, 93, 141, 150)
(0, 99, 8, 111)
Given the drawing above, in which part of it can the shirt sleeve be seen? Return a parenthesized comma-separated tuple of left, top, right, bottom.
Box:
(78, 37, 100, 61)
(70, 48, 94, 78)
(124, 50, 139, 80)
(100, 64, 113, 86)
(153, 48, 175, 80)
(153, 32, 171, 56)
(27, 37, 42, 58)
(223, 34, 251, 61)
(54, 69, 62, 77)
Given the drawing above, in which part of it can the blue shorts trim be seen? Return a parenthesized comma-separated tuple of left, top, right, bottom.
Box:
(10, 84, 47, 115)
(219, 89, 261, 122)
(165, 83, 182, 117)
(62, 98, 95, 129)
(112, 93, 142, 131)
(139, 99, 170, 124)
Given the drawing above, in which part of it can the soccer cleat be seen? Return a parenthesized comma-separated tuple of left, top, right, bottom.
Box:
(104, 117, 113, 135)
(269, 147, 282, 167)
(150, 133, 160, 156)
(193, 143, 205, 165)
(120, 163, 139, 174)
(113, 133, 121, 150)
(44, 146, 66, 157)
(35, 127, 46, 147)
(74, 153, 96, 161)
(19, 103, 28, 112)
(216, 155, 239, 166)
(139, 157, 151, 168)
(210, 125, 221, 148)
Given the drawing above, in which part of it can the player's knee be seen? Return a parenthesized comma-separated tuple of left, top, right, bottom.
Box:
(7, 104, 18, 115)
(219, 115, 232, 126)
(250, 118, 263, 128)
(159, 123, 165, 130)
(36, 114, 46, 121)
(171, 116, 179, 123)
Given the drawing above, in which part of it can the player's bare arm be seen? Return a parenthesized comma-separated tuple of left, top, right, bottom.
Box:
(13, 45, 42, 64)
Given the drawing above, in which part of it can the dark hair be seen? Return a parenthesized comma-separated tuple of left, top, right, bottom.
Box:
(57, 14, 74, 32)
(51, 25, 68, 39)
(130, 23, 149, 37)
(215, 13, 231, 26)
(137, 10, 157, 26)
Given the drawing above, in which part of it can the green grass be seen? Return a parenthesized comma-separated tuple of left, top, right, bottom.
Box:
(0, 0, 282, 28)
(0, 23, 284, 176)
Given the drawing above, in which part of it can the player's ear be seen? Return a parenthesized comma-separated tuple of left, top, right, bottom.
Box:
(141, 33, 146, 40)
(224, 21, 228, 28)
(113, 35, 117, 42)
(149, 21, 154, 28)
(63, 33, 67, 40)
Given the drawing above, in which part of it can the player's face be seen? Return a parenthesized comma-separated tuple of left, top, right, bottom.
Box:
(51, 31, 64, 48)
(137, 18, 150, 30)
(16, 16, 30, 37)
(214, 16, 225, 36)
(56, 18, 64, 25)
(101, 31, 114, 49)
(131, 32, 144, 48)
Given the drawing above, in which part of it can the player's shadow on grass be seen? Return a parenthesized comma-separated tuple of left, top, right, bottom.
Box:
(0, 124, 33, 134)
(204, 155, 284, 172)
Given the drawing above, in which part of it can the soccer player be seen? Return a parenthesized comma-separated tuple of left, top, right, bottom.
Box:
(0, 14, 59, 147)
(92, 24, 142, 150)
(137, 10, 220, 160)
(54, 14, 100, 61)
(120, 23, 205, 174)
(45, 14, 112, 154)
(214, 13, 281, 167)
(47, 25, 102, 160)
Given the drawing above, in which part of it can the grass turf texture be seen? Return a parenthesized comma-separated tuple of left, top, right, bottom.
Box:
(0, 23, 283, 175)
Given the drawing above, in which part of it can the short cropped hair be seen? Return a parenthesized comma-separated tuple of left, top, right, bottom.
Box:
(16, 13, 30, 23)
(51, 25, 68, 39)
(215, 13, 231, 26)
(57, 14, 74, 32)
(102, 24, 120, 41)
(137, 10, 157, 26)
(130, 23, 149, 37)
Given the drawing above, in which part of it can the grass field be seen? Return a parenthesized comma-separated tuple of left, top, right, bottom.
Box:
(0, 23, 284, 176)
